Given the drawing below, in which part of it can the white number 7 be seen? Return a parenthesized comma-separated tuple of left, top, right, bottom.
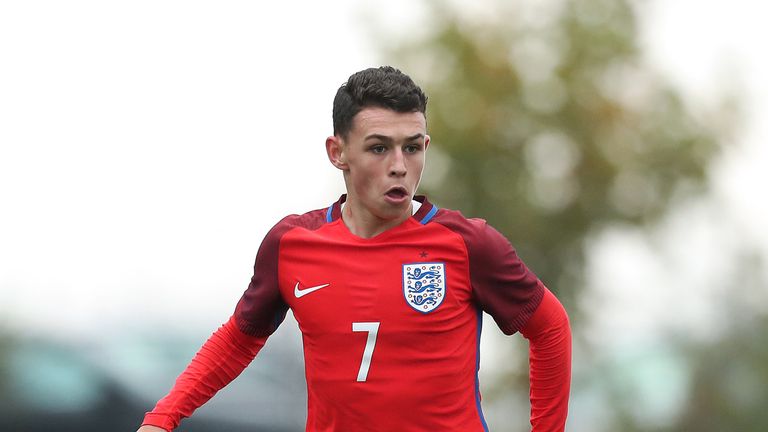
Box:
(352, 322, 380, 382)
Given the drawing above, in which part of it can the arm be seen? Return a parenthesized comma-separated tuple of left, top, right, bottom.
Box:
(137, 316, 268, 431)
(430, 213, 570, 429)
(520, 288, 572, 432)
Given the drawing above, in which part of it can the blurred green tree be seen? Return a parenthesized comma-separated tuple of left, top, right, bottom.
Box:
(380, 0, 726, 305)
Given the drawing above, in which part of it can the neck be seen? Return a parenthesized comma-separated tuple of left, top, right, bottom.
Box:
(341, 199, 413, 239)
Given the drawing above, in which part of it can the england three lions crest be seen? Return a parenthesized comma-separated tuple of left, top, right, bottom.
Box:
(402, 262, 446, 313)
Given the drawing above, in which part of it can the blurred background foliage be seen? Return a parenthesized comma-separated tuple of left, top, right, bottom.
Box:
(382, 0, 726, 305)
(372, 0, 766, 430)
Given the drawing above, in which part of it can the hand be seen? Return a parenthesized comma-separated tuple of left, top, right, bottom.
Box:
(137, 426, 168, 432)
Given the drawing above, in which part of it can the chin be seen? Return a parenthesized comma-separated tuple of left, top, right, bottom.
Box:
(376, 203, 410, 220)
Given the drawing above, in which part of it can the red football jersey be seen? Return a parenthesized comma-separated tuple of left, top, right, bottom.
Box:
(234, 195, 544, 431)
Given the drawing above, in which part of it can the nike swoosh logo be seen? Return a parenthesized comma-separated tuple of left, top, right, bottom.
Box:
(294, 282, 330, 298)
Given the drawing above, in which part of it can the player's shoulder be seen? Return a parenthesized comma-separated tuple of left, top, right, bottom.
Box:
(258, 203, 332, 250)
(274, 207, 328, 230)
(431, 206, 491, 236)
(431, 206, 511, 252)
(269, 206, 328, 236)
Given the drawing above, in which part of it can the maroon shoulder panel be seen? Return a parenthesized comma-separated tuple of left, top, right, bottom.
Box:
(234, 208, 328, 337)
(431, 209, 545, 335)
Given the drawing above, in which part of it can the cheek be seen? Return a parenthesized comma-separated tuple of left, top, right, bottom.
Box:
(349, 166, 377, 191)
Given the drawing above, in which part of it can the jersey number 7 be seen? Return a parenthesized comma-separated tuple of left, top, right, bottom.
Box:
(352, 322, 380, 382)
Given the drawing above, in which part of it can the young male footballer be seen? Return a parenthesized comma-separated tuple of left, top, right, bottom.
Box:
(137, 66, 571, 432)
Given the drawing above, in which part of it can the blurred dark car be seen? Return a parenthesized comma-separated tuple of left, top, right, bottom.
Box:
(0, 328, 306, 431)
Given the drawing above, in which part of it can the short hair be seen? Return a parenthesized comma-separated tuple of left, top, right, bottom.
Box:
(333, 66, 428, 138)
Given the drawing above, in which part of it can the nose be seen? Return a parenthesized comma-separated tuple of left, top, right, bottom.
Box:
(389, 148, 407, 177)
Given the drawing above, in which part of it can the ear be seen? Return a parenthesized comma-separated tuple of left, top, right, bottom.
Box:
(325, 135, 348, 170)
(424, 134, 430, 151)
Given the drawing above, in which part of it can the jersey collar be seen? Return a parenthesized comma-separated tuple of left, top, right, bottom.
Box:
(326, 194, 438, 225)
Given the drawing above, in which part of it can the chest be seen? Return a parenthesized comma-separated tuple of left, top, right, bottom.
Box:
(277, 225, 474, 334)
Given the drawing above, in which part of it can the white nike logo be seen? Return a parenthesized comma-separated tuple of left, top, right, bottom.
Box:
(294, 282, 330, 298)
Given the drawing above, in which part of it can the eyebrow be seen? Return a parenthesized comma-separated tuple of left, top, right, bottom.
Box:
(364, 133, 425, 142)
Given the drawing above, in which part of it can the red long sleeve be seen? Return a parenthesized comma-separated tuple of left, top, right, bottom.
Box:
(141, 316, 268, 431)
(520, 288, 572, 431)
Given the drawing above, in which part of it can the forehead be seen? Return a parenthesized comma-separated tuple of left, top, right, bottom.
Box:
(350, 107, 426, 138)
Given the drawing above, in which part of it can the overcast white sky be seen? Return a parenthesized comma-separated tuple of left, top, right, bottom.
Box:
(1, 1, 766, 344)
(0, 1, 376, 336)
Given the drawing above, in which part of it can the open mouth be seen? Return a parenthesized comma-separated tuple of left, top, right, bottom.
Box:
(385, 186, 408, 200)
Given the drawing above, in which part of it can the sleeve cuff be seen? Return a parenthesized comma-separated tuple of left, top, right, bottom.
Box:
(141, 412, 175, 431)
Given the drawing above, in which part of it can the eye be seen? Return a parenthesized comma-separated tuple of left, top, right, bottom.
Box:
(370, 145, 387, 154)
(404, 144, 422, 154)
